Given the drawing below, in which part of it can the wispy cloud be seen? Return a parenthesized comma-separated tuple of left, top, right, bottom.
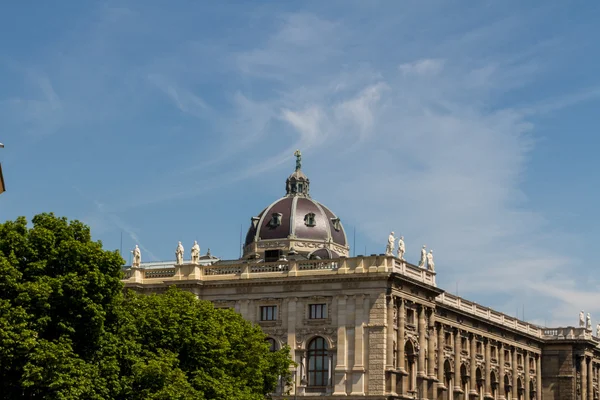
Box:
(147, 73, 210, 118)
(73, 187, 158, 262)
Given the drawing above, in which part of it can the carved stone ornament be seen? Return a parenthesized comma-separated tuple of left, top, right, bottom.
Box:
(295, 327, 337, 349)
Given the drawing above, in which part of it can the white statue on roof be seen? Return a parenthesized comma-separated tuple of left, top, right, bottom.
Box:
(397, 236, 405, 260)
(191, 240, 200, 264)
(427, 250, 435, 272)
(587, 313, 591, 330)
(132, 245, 141, 267)
(418, 245, 427, 268)
(386, 232, 395, 255)
(596, 323, 600, 337)
(175, 241, 184, 265)
(579, 310, 585, 327)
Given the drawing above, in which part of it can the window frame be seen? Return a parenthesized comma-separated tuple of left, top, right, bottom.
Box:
(309, 303, 327, 320)
(260, 305, 278, 321)
(307, 336, 329, 388)
(304, 212, 316, 227)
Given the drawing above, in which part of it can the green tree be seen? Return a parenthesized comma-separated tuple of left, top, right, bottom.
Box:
(0, 213, 293, 399)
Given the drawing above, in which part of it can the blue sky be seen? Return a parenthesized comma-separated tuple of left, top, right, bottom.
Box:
(2, 1, 600, 326)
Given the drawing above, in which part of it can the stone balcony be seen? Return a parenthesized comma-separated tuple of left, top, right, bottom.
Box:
(122, 255, 437, 287)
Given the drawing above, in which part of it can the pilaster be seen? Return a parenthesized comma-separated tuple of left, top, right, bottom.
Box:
(437, 323, 446, 391)
(454, 328, 462, 393)
(587, 356, 593, 400)
(417, 305, 426, 378)
(581, 355, 587, 400)
(512, 347, 518, 397)
(498, 343, 506, 400)
(484, 338, 492, 398)
(333, 295, 348, 395)
(351, 294, 366, 395)
(427, 310, 436, 380)
(470, 333, 477, 397)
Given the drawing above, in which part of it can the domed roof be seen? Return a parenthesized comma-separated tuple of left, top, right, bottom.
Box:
(243, 150, 349, 260)
(244, 196, 347, 248)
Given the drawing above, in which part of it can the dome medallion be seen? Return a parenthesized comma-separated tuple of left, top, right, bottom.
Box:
(243, 150, 349, 262)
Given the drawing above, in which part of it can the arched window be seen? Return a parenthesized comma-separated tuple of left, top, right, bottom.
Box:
(504, 374, 511, 398)
(490, 371, 497, 398)
(266, 338, 278, 352)
(443, 360, 453, 400)
(307, 337, 329, 387)
(404, 340, 417, 392)
(529, 380, 535, 399)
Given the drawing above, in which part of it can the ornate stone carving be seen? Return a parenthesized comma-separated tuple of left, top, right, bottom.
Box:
(580, 310, 585, 328)
(175, 241, 184, 265)
(131, 245, 141, 267)
(427, 250, 435, 272)
(397, 236, 405, 260)
(386, 231, 395, 255)
(191, 240, 200, 264)
(418, 245, 427, 268)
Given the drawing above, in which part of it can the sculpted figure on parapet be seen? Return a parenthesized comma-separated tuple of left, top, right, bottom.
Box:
(132, 245, 141, 267)
(418, 245, 427, 268)
(579, 310, 585, 328)
(386, 232, 395, 256)
(175, 241, 184, 265)
(596, 323, 600, 337)
(191, 241, 200, 264)
(397, 236, 405, 260)
(587, 313, 592, 330)
(427, 250, 435, 272)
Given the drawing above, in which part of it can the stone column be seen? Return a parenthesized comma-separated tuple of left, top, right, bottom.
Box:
(512, 347, 518, 398)
(454, 328, 462, 393)
(386, 296, 396, 395)
(333, 295, 347, 395)
(398, 299, 406, 374)
(587, 357, 593, 400)
(484, 339, 492, 398)
(428, 309, 436, 379)
(524, 350, 529, 400)
(536, 354, 541, 400)
(418, 305, 426, 377)
(387, 296, 395, 370)
(437, 323, 445, 386)
(352, 294, 366, 395)
(498, 343, 505, 400)
(581, 355, 587, 400)
(470, 334, 477, 396)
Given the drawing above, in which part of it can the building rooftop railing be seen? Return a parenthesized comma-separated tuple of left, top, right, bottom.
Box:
(123, 255, 594, 343)
(541, 326, 599, 342)
(123, 254, 436, 286)
(436, 292, 544, 338)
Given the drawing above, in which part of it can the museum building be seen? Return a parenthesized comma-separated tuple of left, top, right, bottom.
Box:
(123, 152, 600, 400)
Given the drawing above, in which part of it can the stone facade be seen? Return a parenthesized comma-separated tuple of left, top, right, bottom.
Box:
(122, 156, 600, 399)
(123, 255, 600, 400)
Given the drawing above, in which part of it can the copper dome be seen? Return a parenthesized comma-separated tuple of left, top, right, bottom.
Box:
(243, 150, 349, 260)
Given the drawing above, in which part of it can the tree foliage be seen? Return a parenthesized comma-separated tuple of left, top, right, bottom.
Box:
(0, 213, 293, 399)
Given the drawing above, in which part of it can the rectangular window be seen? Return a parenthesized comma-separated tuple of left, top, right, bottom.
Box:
(264, 249, 282, 262)
(260, 305, 278, 321)
(504, 350, 510, 363)
(309, 304, 327, 319)
(406, 309, 415, 324)
(444, 332, 451, 345)
(476, 342, 483, 355)
(518, 354, 523, 366)
(491, 346, 497, 358)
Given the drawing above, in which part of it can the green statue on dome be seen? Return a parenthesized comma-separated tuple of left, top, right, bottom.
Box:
(294, 149, 302, 171)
